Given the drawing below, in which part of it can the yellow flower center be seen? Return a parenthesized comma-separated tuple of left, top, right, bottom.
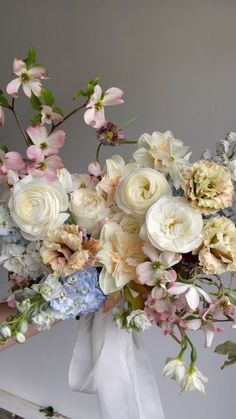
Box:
(95, 100, 103, 111)
(20, 72, 30, 83)
(40, 142, 48, 150)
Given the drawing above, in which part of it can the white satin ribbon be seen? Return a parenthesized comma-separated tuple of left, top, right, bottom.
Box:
(69, 311, 165, 419)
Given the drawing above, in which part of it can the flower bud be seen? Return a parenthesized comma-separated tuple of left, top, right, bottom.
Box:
(19, 320, 28, 334)
(0, 325, 11, 339)
(15, 332, 26, 344)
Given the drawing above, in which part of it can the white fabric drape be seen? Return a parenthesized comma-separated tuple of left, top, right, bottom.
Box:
(69, 311, 165, 419)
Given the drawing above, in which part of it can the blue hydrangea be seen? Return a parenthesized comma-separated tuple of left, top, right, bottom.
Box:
(50, 268, 106, 319)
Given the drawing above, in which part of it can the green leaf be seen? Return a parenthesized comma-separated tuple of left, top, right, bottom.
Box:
(228, 290, 236, 306)
(41, 88, 54, 106)
(214, 340, 236, 369)
(73, 89, 87, 99)
(30, 93, 41, 111)
(53, 106, 64, 116)
(0, 89, 3, 95)
(0, 96, 9, 107)
(0, 144, 9, 153)
(31, 113, 42, 126)
(24, 46, 37, 67)
(86, 77, 100, 97)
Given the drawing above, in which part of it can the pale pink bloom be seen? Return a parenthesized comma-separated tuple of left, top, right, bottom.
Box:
(26, 126, 65, 161)
(136, 242, 181, 286)
(0, 150, 25, 174)
(202, 296, 233, 321)
(9, 273, 29, 287)
(41, 105, 63, 125)
(6, 59, 47, 98)
(27, 155, 63, 181)
(168, 282, 212, 311)
(201, 321, 223, 348)
(88, 161, 102, 177)
(0, 106, 5, 126)
(84, 85, 124, 129)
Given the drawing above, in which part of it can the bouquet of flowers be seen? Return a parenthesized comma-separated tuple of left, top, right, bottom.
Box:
(1, 47, 236, 397)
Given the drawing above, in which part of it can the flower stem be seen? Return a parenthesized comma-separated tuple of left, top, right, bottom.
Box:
(96, 143, 102, 163)
(50, 103, 87, 133)
(10, 98, 30, 146)
(185, 334, 197, 364)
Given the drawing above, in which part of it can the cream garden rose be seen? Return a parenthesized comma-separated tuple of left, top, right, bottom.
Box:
(115, 167, 172, 216)
(69, 188, 110, 236)
(8, 175, 69, 240)
(145, 196, 203, 253)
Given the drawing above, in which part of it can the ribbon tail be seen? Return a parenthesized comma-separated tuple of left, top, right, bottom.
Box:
(69, 311, 165, 419)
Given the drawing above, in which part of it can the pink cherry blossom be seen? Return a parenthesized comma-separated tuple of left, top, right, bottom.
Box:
(168, 282, 212, 311)
(6, 59, 47, 98)
(41, 105, 63, 125)
(136, 242, 181, 286)
(26, 126, 65, 161)
(88, 161, 102, 177)
(84, 85, 124, 129)
(0, 150, 25, 174)
(27, 155, 64, 181)
(0, 106, 5, 126)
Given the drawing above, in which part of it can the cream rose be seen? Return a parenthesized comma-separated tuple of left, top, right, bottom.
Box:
(115, 167, 172, 216)
(145, 196, 203, 253)
(69, 188, 110, 236)
(8, 175, 69, 241)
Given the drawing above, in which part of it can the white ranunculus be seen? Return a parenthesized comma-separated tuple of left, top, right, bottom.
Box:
(69, 188, 110, 236)
(145, 196, 203, 253)
(115, 167, 172, 216)
(8, 175, 69, 241)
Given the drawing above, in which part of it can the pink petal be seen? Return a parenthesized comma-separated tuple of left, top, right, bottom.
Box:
(6, 78, 21, 97)
(136, 262, 154, 284)
(84, 107, 106, 128)
(142, 242, 160, 261)
(161, 251, 182, 268)
(103, 87, 124, 106)
(28, 66, 47, 79)
(13, 59, 26, 75)
(5, 152, 25, 170)
(88, 162, 102, 176)
(186, 287, 199, 311)
(27, 145, 44, 162)
(47, 130, 66, 150)
(86, 85, 102, 107)
(197, 287, 212, 304)
(45, 155, 63, 170)
(168, 282, 189, 295)
(27, 125, 48, 145)
(23, 81, 42, 97)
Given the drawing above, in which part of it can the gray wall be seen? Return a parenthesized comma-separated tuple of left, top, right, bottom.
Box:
(0, 1, 236, 418)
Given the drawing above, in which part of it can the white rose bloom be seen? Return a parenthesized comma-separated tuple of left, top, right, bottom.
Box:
(8, 175, 69, 241)
(69, 188, 110, 236)
(115, 167, 172, 216)
(111, 212, 141, 234)
(145, 196, 203, 253)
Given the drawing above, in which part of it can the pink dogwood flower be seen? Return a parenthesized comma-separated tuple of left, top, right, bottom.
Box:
(136, 242, 181, 286)
(0, 106, 5, 126)
(84, 85, 124, 129)
(168, 282, 212, 311)
(27, 155, 63, 181)
(26, 126, 65, 161)
(6, 59, 47, 98)
(0, 150, 25, 174)
(41, 105, 63, 125)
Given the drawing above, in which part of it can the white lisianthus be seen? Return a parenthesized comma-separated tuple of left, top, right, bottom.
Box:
(133, 130, 191, 188)
(126, 309, 152, 331)
(181, 366, 208, 395)
(69, 188, 110, 236)
(115, 167, 172, 216)
(145, 196, 203, 253)
(8, 175, 69, 241)
(163, 357, 186, 384)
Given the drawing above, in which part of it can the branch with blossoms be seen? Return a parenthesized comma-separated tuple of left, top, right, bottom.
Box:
(1, 47, 236, 398)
